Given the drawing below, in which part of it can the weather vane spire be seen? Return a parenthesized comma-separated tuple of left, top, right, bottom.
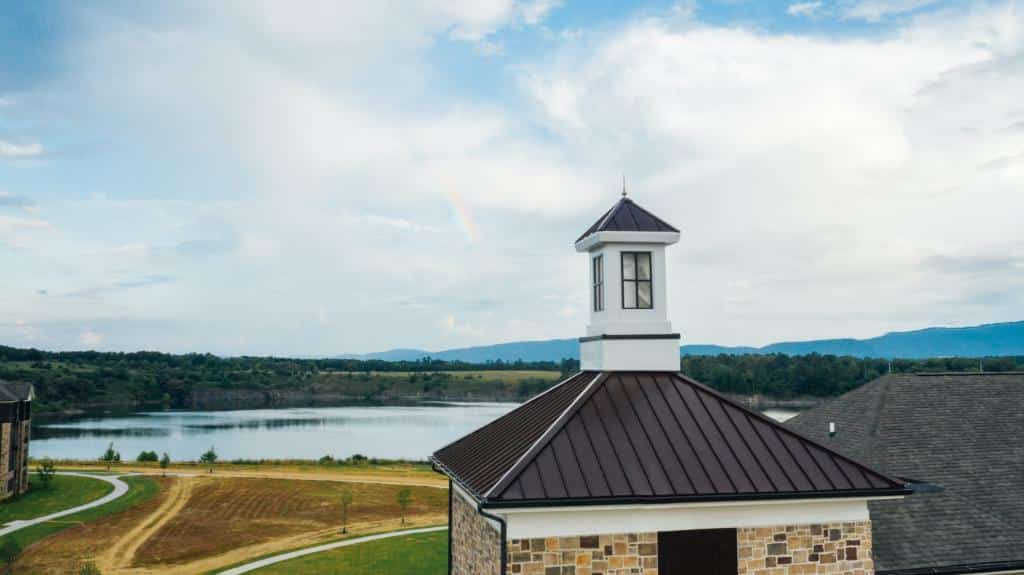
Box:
(622, 174, 628, 198)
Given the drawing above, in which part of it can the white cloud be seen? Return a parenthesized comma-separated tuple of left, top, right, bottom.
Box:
(788, 2, 824, 17)
(520, 2, 1024, 344)
(80, 330, 104, 347)
(843, 0, 940, 22)
(0, 140, 43, 158)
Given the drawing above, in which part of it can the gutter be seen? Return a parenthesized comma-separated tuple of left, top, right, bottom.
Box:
(477, 504, 508, 575)
(879, 561, 1024, 575)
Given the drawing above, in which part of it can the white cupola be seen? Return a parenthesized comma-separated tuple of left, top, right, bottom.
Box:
(575, 190, 680, 371)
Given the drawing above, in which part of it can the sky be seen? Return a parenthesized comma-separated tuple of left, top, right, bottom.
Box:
(1, 0, 1023, 356)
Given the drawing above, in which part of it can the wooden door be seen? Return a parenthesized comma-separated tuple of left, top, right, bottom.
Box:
(658, 529, 737, 574)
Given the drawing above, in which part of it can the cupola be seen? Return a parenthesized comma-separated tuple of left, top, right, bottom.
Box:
(575, 190, 680, 371)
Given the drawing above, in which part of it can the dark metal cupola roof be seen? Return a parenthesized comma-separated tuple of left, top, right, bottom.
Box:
(576, 197, 679, 243)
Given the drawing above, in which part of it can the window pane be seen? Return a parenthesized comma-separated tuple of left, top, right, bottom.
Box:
(598, 284, 604, 311)
(637, 253, 651, 280)
(623, 280, 637, 308)
(622, 253, 636, 280)
(638, 281, 652, 308)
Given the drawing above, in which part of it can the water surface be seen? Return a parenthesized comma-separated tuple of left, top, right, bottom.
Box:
(31, 403, 800, 461)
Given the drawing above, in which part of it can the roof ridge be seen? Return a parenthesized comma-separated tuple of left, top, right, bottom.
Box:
(485, 372, 608, 500)
(430, 371, 587, 458)
(672, 372, 906, 490)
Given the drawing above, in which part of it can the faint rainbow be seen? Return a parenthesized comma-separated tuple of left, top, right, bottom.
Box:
(446, 189, 480, 245)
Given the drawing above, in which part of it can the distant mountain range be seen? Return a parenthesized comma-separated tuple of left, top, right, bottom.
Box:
(338, 320, 1024, 363)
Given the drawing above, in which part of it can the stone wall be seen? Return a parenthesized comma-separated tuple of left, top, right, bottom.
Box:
(17, 420, 29, 494)
(738, 521, 873, 575)
(507, 532, 659, 575)
(0, 422, 9, 499)
(451, 490, 502, 575)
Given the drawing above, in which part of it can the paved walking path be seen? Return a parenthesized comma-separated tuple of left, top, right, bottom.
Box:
(0, 472, 132, 537)
(217, 525, 448, 575)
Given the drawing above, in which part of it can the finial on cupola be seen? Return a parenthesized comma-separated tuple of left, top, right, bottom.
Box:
(574, 186, 681, 371)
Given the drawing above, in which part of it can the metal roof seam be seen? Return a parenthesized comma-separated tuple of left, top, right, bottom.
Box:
(692, 382, 762, 493)
(619, 373, 688, 494)
(743, 410, 799, 492)
(647, 374, 718, 493)
(632, 374, 698, 493)
(484, 371, 606, 500)
(667, 375, 739, 493)
(678, 372, 905, 490)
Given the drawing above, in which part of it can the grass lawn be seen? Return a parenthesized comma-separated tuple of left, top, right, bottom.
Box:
(0, 473, 113, 523)
(251, 529, 447, 575)
(0, 475, 159, 553)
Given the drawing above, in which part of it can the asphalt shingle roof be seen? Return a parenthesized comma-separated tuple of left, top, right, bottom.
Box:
(786, 372, 1024, 573)
(0, 380, 33, 402)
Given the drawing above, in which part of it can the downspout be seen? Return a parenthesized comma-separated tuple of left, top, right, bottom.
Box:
(448, 480, 453, 575)
(477, 504, 508, 575)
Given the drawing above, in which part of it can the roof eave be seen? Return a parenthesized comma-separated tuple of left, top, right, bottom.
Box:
(480, 486, 912, 510)
(574, 230, 681, 252)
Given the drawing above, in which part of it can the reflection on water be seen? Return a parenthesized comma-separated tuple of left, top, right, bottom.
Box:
(32, 403, 802, 461)
(31, 403, 518, 461)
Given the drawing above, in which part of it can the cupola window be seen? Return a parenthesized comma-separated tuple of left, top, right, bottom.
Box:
(621, 251, 652, 309)
(592, 255, 604, 311)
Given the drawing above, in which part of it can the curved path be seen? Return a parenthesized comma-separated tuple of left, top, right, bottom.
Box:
(217, 525, 448, 575)
(0, 472, 132, 537)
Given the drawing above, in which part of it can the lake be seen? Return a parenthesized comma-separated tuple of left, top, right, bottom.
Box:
(30, 403, 798, 462)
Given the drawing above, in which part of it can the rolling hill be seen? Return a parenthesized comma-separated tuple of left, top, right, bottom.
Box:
(340, 320, 1024, 362)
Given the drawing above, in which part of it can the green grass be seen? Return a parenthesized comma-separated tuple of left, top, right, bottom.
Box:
(250, 530, 447, 575)
(0, 473, 113, 524)
(0, 475, 159, 552)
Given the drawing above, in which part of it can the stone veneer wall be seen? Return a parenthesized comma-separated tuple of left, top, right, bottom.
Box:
(507, 532, 658, 575)
(0, 423, 10, 499)
(451, 490, 502, 575)
(17, 420, 30, 494)
(738, 521, 873, 575)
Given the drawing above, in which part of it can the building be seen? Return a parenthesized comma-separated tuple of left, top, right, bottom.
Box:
(432, 193, 909, 575)
(787, 372, 1024, 575)
(0, 380, 33, 499)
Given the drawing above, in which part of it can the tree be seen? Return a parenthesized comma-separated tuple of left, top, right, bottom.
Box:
(100, 442, 120, 471)
(0, 538, 21, 575)
(35, 458, 56, 489)
(159, 452, 170, 476)
(136, 451, 158, 463)
(78, 561, 102, 575)
(340, 489, 354, 534)
(396, 488, 412, 525)
(200, 446, 218, 473)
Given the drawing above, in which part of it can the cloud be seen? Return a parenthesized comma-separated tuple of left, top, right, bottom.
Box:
(0, 192, 34, 209)
(66, 274, 178, 299)
(788, 2, 824, 17)
(80, 330, 104, 347)
(0, 140, 44, 158)
(842, 0, 940, 22)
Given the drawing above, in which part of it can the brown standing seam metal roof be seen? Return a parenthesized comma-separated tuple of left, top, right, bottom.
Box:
(432, 371, 907, 508)
(576, 198, 679, 243)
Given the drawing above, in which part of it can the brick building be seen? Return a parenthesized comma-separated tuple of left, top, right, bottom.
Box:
(0, 380, 33, 499)
(432, 193, 909, 575)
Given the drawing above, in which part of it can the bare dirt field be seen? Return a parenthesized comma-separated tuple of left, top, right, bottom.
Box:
(16, 473, 447, 575)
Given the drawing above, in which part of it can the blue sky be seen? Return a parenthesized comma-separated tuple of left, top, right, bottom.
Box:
(2, 0, 1022, 355)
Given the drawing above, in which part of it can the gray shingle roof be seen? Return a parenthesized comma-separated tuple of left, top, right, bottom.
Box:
(786, 372, 1024, 573)
(0, 380, 33, 402)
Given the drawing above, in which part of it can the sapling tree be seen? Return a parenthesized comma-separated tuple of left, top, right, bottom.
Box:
(340, 489, 354, 534)
(36, 458, 56, 489)
(159, 452, 170, 476)
(100, 442, 120, 471)
(200, 446, 218, 473)
(397, 488, 412, 525)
